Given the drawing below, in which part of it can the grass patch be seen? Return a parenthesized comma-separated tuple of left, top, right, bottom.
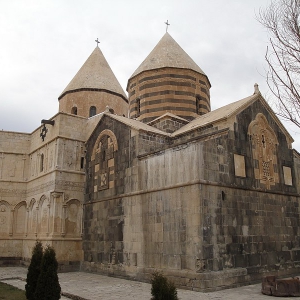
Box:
(0, 281, 26, 300)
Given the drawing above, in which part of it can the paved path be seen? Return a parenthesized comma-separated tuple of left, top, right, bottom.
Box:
(0, 267, 293, 300)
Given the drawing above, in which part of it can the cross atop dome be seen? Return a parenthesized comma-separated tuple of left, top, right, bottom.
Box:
(165, 20, 170, 32)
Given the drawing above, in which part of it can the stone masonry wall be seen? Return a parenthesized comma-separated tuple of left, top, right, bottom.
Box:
(83, 116, 132, 273)
(82, 101, 300, 290)
(0, 113, 87, 267)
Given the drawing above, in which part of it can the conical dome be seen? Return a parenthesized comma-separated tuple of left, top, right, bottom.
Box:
(130, 32, 206, 79)
(58, 46, 128, 118)
(59, 47, 126, 99)
(127, 33, 211, 123)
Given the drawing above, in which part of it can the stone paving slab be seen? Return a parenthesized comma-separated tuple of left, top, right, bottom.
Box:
(0, 267, 293, 300)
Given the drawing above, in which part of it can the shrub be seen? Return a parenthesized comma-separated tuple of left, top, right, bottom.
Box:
(34, 245, 61, 300)
(25, 241, 43, 300)
(151, 271, 178, 300)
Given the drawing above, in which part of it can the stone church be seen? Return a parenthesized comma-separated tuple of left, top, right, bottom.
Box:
(1, 32, 300, 291)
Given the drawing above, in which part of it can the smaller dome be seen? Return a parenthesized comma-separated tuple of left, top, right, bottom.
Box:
(59, 47, 126, 100)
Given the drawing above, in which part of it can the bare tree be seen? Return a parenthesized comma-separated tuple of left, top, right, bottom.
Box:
(257, 0, 300, 128)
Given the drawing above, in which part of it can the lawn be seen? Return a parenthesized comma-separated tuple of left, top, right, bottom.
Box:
(0, 281, 26, 300)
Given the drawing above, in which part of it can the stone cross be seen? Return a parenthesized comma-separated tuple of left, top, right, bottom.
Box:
(95, 38, 100, 47)
(165, 20, 170, 32)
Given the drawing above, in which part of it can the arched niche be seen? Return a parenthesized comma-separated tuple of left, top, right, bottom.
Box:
(65, 199, 82, 236)
(0, 201, 11, 236)
(38, 195, 49, 234)
(28, 198, 37, 235)
(13, 201, 27, 235)
(91, 129, 118, 161)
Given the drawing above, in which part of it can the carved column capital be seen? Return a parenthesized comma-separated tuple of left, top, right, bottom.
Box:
(51, 192, 62, 199)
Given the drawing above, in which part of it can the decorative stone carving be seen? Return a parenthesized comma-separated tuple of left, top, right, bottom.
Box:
(92, 130, 118, 192)
(248, 113, 279, 189)
(196, 259, 206, 273)
(91, 129, 118, 161)
(99, 173, 108, 188)
(0, 188, 26, 197)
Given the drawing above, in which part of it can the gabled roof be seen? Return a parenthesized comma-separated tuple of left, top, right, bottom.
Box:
(172, 94, 257, 136)
(86, 111, 170, 143)
(86, 88, 294, 147)
(129, 33, 206, 80)
(171, 91, 294, 146)
(147, 112, 189, 126)
(107, 113, 170, 136)
(59, 47, 127, 100)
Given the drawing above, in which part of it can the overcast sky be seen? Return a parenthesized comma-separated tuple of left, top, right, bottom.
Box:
(1, 0, 299, 150)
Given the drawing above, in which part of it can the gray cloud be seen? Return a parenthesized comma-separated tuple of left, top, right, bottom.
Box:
(1, 0, 299, 150)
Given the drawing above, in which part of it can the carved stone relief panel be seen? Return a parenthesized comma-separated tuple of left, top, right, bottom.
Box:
(248, 113, 279, 189)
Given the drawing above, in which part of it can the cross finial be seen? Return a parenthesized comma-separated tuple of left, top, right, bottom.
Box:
(95, 38, 100, 47)
(165, 20, 170, 32)
(254, 83, 260, 94)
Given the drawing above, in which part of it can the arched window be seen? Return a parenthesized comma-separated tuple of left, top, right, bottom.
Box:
(71, 107, 77, 115)
(89, 106, 96, 117)
(136, 98, 141, 117)
(40, 154, 44, 172)
(196, 95, 201, 114)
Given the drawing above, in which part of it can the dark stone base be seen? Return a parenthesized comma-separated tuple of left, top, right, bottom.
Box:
(58, 261, 81, 272)
(80, 261, 300, 292)
(20, 257, 80, 272)
(0, 257, 23, 266)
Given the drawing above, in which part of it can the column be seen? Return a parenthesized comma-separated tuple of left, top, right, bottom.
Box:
(61, 204, 67, 237)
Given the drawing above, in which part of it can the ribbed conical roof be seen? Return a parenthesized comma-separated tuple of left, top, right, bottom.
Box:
(59, 46, 126, 99)
(130, 32, 206, 79)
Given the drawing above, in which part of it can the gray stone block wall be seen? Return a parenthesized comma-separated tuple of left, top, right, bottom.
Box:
(199, 184, 300, 277)
(82, 100, 300, 290)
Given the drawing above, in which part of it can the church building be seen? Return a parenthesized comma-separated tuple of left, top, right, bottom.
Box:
(1, 32, 300, 291)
